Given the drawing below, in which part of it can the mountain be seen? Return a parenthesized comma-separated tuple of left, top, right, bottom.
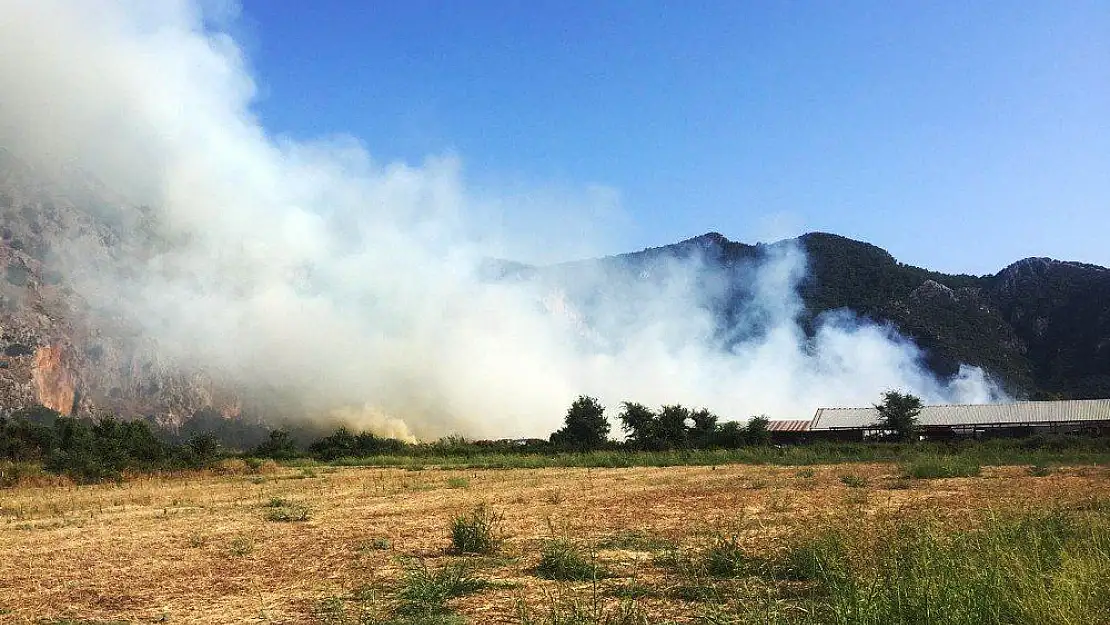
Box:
(545, 231, 1109, 399)
(2, 147, 1109, 430)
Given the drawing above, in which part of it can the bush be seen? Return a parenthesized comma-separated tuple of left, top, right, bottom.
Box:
(308, 427, 407, 460)
(450, 505, 504, 554)
(0, 460, 50, 487)
(536, 540, 608, 580)
(745, 415, 772, 446)
(252, 429, 300, 460)
(1029, 464, 1053, 477)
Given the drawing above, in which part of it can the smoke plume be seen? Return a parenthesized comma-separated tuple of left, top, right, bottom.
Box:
(0, 0, 1004, 438)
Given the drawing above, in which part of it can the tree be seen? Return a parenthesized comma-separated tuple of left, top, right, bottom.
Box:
(689, 408, 719, 446)
(253, 429, 300, 459)
(551, 396, 610, 449)
(656, 405, 691, 447)
(713, 421, 746, 448)
(874, 390, 923, 442)
(617, 402, 656, 448)
(745, 415, 771, 446)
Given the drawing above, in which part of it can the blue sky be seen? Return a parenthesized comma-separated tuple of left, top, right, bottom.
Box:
(236, 1, 1108, 274)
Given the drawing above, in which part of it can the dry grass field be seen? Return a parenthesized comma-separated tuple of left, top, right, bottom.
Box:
(1, 461, 1108, 624)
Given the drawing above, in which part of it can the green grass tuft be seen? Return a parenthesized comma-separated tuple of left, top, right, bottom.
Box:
(264, 502, 311, 522)
(450, 504, 504, 554)
(445, 477, 470, 489)
(536, 540, 608, 581)
(396, 561, 490, 617)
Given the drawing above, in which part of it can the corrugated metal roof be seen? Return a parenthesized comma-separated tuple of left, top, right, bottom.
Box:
(767, 420, 810, 432)
(810, 399, 1110, 431)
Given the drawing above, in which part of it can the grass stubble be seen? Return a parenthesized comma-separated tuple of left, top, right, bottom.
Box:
(0, 461, 1108, 623)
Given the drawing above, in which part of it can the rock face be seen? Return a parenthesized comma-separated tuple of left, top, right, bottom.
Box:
(0, 148, 240, 425)
(31, 345, 76, 414)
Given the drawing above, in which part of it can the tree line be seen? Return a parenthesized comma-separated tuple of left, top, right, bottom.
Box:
(0, 390, 926, 483)
(550, 395, 772, 450)
(0, 406, 221, 483)
(550, 389, 928, 448)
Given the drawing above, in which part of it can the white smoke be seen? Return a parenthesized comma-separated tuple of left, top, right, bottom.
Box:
(0, 0, 1005, 439)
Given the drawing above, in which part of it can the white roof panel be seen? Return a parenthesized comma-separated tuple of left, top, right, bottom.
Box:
(810, 399, 1110, 430)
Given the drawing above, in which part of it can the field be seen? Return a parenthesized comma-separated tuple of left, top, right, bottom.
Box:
(1, 459, 1109, 624)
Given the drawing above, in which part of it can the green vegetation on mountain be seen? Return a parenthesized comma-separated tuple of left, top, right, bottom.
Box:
(582, 231, 1110, 400)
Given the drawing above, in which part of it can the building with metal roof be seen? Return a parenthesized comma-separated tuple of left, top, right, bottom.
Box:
(766, 419, 810, 433)
(809, 399, 1110, 440)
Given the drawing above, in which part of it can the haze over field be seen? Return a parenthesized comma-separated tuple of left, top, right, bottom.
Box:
(0, 1, 1009, 438)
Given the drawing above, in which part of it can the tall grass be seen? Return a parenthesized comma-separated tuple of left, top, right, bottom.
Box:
(319, 438, 1110, 471)
(787, 508, 1110, 625)
(900, 456, 981, 479)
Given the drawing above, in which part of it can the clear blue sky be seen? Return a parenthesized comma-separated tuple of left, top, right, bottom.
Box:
(236, 1, 1108, 274)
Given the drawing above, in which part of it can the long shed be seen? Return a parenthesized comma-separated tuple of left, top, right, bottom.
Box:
(809, 399, 1110, 439)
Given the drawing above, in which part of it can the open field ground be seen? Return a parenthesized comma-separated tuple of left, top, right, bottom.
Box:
(2, 460, 1109, 624)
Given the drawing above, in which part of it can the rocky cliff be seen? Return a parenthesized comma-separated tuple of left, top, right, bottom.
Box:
(0, 149, 240, 425)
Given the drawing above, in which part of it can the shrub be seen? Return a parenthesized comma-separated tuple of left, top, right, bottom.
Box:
(366, 537, 392, 550)
(252, 429, 300, 460)
(450, 505, 504, 554)
(536, 540, 608, 581)
(0, 461, 51, 487)
(745, 415, 772, 446)
(228, 536, 254, 556)
(308, 427, 408, 460)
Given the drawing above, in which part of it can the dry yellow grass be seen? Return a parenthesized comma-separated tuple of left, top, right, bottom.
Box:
(1, 462, 1108, 623)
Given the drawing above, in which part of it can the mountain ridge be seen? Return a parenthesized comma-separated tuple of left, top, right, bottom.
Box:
(2, 150, 1108, 433)
(599, 231, 1109, 398)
